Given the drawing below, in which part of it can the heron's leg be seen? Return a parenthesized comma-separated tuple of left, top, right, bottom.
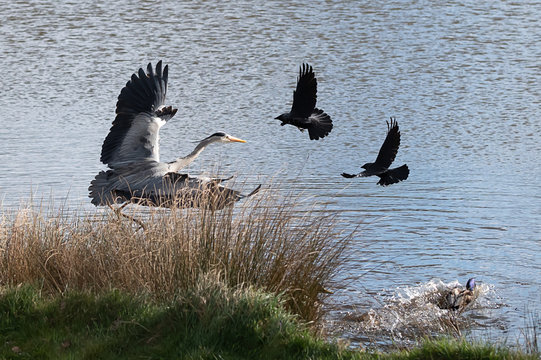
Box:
(107, 203, 146, 231)
(119, 211, 147, 231)
(108, 202, 129, 213)
(107, 202, 128, 217)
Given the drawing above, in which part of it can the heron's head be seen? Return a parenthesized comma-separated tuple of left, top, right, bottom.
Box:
(201, 132, 246, 145)
(465, 278, 476, 291)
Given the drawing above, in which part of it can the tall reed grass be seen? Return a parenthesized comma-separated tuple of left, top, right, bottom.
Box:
(0, 185, 352, 322)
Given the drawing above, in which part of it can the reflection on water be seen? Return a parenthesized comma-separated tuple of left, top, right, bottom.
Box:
(1, 0, 540, 349)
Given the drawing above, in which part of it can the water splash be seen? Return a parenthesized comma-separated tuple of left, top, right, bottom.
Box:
(328, 278, 501, 348)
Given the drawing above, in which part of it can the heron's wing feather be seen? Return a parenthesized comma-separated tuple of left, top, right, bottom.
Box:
(88, 160, 167, 205)
(290, 63, 317, 118)
(101, 61, 177, 167)
(374, 118, 400, 168)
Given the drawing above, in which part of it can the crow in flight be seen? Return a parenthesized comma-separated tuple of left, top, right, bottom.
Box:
(342, 118, 409, 186)
(275, 63, 333, 140)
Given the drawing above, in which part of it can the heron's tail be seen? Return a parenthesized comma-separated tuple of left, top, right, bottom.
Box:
(243, 184, 262, 198)
(377, 164, 409, 186)
(308, 108, 333, 140)
(88, 170, 124, 206)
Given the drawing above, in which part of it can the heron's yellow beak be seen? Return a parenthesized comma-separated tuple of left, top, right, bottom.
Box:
(227, 136, 246, 143)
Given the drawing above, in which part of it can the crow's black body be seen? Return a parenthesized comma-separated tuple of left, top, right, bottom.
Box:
(275, 63, 333, 140)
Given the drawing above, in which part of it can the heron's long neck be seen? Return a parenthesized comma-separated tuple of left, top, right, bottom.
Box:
(168, 140, 210, 172)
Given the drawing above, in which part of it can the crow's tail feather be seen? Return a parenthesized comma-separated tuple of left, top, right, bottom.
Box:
(377, 164, 409, 186)
(307, 108, 333, 140)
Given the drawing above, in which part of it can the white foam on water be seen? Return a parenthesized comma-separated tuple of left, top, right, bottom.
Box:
(332, 278, 501, 348)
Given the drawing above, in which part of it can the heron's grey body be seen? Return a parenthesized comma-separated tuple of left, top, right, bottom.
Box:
(89, 61, 257, 209)
(89, 161, 258, 209)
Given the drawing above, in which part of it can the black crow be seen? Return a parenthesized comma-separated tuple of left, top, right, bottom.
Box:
(342, 118, 409, 186)
(275, 63, 333, 140)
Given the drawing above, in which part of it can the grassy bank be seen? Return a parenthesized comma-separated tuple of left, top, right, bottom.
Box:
(0, 189, 538, 359)
(1, 283, 537, 359)
(0, 279, 340, 359)
(0, 187, 349, 322)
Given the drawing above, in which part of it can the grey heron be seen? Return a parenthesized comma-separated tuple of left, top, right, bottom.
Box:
(341, 118, 409, 186)
(89, 61, 259, 210)
(275, 63, 333, 140)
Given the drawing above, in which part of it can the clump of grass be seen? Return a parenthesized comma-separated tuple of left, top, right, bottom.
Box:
(0, 185, 351, 322)
(0, 278, 356, 360)
(520, 311, 539, 355)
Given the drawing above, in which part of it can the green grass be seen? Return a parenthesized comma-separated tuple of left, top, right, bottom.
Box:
(1, 283, 538, 360)
(0, 280, 351, 360)
(387, 338, 539, 360)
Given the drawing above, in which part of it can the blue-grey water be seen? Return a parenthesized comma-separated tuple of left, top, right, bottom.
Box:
(1, 0, 540, 349)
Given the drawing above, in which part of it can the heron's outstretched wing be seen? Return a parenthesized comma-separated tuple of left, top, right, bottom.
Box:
(100, 61, 178, 168)
(290, 63, 317, 118)
(374, 118, 400, 169)
(89, 160, 169, 205)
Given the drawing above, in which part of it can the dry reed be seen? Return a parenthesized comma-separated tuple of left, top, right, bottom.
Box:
(0, 185, 352, 322)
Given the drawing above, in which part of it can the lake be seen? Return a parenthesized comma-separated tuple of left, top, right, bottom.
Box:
(1, 0, 539, 349)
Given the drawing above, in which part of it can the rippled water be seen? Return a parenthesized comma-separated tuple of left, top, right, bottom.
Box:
(1, 0, 540, 349)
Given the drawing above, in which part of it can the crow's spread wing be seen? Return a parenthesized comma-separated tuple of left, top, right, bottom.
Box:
(290, 63, 317, 118)
(374, 118, 400, 169)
